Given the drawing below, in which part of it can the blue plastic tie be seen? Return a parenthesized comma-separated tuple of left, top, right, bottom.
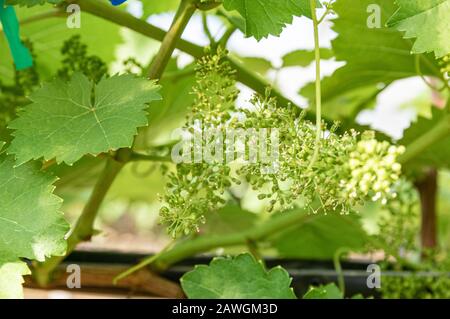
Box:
(110, 0, 128, 5)
(0, 0, 33, 70)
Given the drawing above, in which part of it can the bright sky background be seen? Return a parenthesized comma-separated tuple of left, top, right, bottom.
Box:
(124, 0, 428, 140)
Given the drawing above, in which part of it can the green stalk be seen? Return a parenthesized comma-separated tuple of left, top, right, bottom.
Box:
(307, 0, 322, 170)
(217, 25, 237, 48)
(202, 12, 215, 45)
(114, 240, 176, 284)
(116, 210, 312, 279)
(20, 9, 65, 25)
(333, 247, 349, 296)
(147, 0, 196, 79)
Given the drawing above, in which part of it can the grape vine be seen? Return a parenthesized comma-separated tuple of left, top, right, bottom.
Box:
(0, 0, 448, 300)
(159, 50, 405, 238)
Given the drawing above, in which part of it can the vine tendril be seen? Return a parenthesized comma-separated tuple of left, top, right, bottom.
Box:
(307, 0, 323, 171)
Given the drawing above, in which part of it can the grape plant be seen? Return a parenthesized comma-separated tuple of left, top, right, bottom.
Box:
(0, 0, 449, 299)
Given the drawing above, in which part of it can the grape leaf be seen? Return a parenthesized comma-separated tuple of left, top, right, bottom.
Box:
(8, 73, 161, 165)
(5, 0, 63, 6)
(181, 253, 296, 299)
(141, 0, 179, 18)
(400, 108, 450, 169)
(0, 156, 69, 298)
(300, 0, 439, 107)
(0, 257, 30, 299)
(200, 204, 259, 235)
(222, 0, 320, 40)
(237, 56, 273, 76)
(220, 10, 246, 34)
(387, 0, 450, 58)
(320, 85, 380, 121)
(303, 283, 343, 299)
(0, 157, 68, 260)
(282, 48, 334, 68)
(269, 214, 368, 259)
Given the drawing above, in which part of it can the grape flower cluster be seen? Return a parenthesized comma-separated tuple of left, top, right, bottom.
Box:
(159, 50, 405, 238)
(439, 53, 450, 78)
(58, 35, 108, 83)
(340, 131, 405, 205)
(159, 49, 238, 237)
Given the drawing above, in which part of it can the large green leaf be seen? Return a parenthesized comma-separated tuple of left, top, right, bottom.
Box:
(270, 214, 368, 259)
(0, 156, 68, 298)
(222, 0, 320, 40)
(387, 0, 450, 58)
(8, 73, 161, 165)
(0, 157, 68, 260)
(300, 0, 439, 107)
(181, 253, 297, 299)
(400, 108, 450, 169)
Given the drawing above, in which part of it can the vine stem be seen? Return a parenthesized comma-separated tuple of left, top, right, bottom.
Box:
(317, 2, 333, 25)
(147, 0, 196, 79)
(116, 210, 313, 279)
(34, 0, 198, 286)
(114, 240, 176, 284)
(201, 12, 215, 45)
(20, 9, 65, 25)
(307, 0, 322, 170)
(217, 25, 236, 48)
